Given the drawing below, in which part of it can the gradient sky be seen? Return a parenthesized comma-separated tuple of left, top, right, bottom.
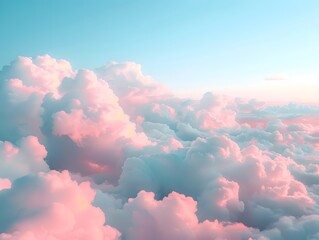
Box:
(1, 0, 319, 99)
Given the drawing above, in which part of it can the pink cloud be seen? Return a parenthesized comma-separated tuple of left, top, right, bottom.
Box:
(0, 170, 120, 240)
(0, 136, 49, 181)
(264, 74, 288, 81)
(0, 178, 11, 191)
(107, 190, 258, 240)
(0, 55, 319, 239)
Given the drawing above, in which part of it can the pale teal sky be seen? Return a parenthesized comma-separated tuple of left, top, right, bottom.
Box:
(1, 0, 319, 92)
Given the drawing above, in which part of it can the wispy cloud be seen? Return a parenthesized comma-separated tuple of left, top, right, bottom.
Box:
(264, 74, 288, 81)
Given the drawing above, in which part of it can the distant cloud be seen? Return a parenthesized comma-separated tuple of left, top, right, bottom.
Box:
(264, 74, 288, 81)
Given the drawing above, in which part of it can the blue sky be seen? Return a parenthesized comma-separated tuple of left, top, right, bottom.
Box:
(1, 0, 319, 95)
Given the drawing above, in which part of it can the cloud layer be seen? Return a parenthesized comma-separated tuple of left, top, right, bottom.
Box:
(0, 55, 319, 239)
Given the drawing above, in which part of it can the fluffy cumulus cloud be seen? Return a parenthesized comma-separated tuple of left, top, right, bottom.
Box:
(102, 190, 259, 240)
(0, 170, 120, 240)
(0, 55, 319, 239)
(0, 136, 49, 181)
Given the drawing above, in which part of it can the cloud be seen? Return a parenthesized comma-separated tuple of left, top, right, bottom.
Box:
(101, 190, 259, 240)
(264, 74, 288, 81)
(0, 178, 11, 191)
(0, 136, 49, 181)
(0, 170, 120, 240)
(0, 55, 319, 239)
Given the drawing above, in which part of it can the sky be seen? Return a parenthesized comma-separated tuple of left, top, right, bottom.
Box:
(1, 0, 319, 101)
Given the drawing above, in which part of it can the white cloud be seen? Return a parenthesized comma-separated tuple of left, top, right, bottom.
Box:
(265, 74, 288, 81)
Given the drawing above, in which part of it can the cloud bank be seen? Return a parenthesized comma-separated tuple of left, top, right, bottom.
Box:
(0, 55, 319, 239)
